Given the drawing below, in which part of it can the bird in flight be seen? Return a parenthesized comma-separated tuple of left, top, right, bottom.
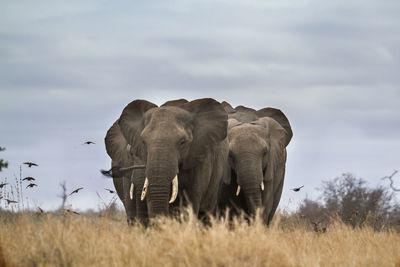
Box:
(69, 187, 84, 195)
(65, 209, 80, 215)
(291, 185, 304, 192)
(5, 199, 18, 204)
(0, 183, 8, 188)
(26, 183, 38, 189)
(105, 188, 115, 194)
(101, 168, 112, 177)
(23, 162, 38, 167)
(23, 176, 36, 181)
(83, 141, 95, 145)
(38, 207, 44, 213)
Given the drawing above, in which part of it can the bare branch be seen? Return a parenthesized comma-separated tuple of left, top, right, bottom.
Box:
(57, 181, 68, 209)
(381, 170, 400, 192)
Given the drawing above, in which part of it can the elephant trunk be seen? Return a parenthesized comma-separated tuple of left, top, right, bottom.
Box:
(235, 156, 263, 217)
(147, 182, 170, 217)
(241, 182, 262, 216)
(145, 146, 178, 218)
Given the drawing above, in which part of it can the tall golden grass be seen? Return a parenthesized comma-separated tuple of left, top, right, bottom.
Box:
(1, 211, 399, 267)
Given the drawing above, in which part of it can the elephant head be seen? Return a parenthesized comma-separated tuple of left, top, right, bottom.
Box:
(224, 105, 292, 224)
(118, 98, 227, 218)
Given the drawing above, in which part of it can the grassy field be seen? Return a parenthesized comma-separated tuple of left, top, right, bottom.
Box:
(1, 211, 399, 267)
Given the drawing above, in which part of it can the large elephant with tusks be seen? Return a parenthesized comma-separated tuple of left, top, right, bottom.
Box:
(105, 98, 229, 223)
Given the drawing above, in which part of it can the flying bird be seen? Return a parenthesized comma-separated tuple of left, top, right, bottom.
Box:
(22, 176, 36, 181)
(105, 188, 115, 194)
(101, 168, 113, 177)
(38, 207, 44, 213)
(26, 183, 38, 188)
(69, 187, 83, 195)
(0, 183, 8, 188)
(291, 185, 304, 192)
(65, 209, 80, 215)
(83, 141, 95, 145)
(5, 199, 18, 204)
(23, 162, 38, 167)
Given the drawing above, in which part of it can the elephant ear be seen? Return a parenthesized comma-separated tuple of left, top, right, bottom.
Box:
(118, 99, 157, 147)
(221, 101, 235, 114)
(231, 105, 257, 123)
(257, 117, 288, 222)
(105, 120, 131, 165)
(104, 120, 128, 162)
(181, 98, 228, 169)
(105, 120, 130, 200)
(256, 117, 287, 186)
(161, 99, 189, 107)
(256, 107, 292, 147)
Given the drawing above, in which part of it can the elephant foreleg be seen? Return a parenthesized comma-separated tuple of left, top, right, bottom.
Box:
(262, 177, 274, 224)
(135, 174, 149, 225)
(123, 173, 136, 224)
(267, 177, 284, 224)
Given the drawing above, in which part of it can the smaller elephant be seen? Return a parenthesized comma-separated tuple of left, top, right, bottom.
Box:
(105, 120, 148, 224)
(218, 102, 292, 225)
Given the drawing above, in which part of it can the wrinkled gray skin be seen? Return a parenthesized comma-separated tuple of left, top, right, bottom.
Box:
(218, 102, 293, 225)
(105, 98, 228, 222)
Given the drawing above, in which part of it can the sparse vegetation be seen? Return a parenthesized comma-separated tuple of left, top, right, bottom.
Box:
(297, 173, 400, 231)
(0, 165, 25, 211)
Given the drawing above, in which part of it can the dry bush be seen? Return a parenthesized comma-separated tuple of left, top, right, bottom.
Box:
(297, 173, 400, 230)
(0, 211, 399, 267)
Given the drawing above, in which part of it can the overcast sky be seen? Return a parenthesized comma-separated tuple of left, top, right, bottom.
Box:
(1, 0, 399, 211)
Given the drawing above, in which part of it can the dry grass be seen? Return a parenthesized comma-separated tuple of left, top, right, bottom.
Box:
(1, 212, 400, 267)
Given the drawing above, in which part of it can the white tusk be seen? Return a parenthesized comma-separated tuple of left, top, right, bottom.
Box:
(236, 185, 241, 196)
(129, 183, 134, 200)
(169, 175, 178, 203)
(126, 144, 131, 152)
(140, 177, 149, 201)
(260, 181, 264, 191)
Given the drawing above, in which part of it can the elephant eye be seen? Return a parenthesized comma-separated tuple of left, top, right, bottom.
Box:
(179, 138, 187, 146)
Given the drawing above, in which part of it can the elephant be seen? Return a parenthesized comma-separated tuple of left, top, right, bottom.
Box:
(105, 98, 229, 221)
(105, 120, 147, 224)
(218, 102, 293, 225)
